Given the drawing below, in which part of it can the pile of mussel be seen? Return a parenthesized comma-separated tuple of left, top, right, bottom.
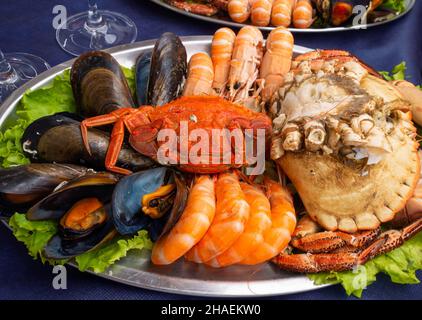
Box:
(0, 32, 190, 260)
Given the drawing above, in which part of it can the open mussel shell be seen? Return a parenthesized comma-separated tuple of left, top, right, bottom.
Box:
(0, 163, 89, 212)
(135, 51, 152, 106)
(27, 172, 118, 221)
(44, 205, 117, 260)
(70, 51, 135, 117)
(22, 113, 155, 172)
(112, 167, 188, 237)
(148, 33, 187, 106)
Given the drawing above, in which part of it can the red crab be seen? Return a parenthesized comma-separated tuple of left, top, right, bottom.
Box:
(81, 96, 272, 175)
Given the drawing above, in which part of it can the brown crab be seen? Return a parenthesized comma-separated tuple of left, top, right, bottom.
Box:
(270, 50, 420, 233)
(272, 179, 422, 273)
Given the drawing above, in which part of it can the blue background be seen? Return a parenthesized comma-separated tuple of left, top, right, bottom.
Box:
(0, 0, 421, 300)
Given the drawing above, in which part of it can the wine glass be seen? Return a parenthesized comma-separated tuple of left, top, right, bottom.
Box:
(56, 1, 138, 56)
(0, 49, 50, 104)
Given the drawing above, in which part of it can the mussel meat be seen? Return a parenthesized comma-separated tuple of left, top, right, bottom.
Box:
(135, 51, 152, 106)
(71, 51, 135, 117)
(22, 113, 154, 172)
(0, 163, 89, 212)
(27, 172, 119, 259)
(112, 167, 188, 239)
(147, 33, 187, 106)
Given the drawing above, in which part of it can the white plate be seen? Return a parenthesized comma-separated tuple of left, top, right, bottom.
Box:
(0, 37, 330, 297)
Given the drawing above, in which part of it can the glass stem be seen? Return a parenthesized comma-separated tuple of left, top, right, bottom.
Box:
(0, 49, 17, 84)
(86, 1, 104, 29)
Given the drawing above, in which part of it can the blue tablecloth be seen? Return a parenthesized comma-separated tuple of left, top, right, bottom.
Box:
(0, 0, 421, 300)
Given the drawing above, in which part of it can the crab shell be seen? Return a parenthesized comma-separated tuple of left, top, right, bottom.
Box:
(274, 53, 420, 233)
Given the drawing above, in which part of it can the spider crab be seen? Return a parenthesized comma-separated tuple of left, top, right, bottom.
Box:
(270, 50, 420, 234)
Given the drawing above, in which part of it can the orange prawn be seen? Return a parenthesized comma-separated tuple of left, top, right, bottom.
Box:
(185, 172, 250, 263)
(251, 0, 273, 27)
(241, 178, 296, 265)
(271, 0, 295, 27)
(206, 182, 272, 267)
(227, 26, 264, 103)
(151, 175, 216, 265)
(183, 52, 214, 96)
(228, 0, 253, 23)
(211, 28, 236, 95)
(260, 26, 294, 102)
(292, 0, 313, 29)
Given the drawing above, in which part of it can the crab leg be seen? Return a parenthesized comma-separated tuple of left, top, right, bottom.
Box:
(81, 108, 136, 175)
(273, 236, 386, 273)
(291, 214, 381, 253)
(274, 218, 422, 273)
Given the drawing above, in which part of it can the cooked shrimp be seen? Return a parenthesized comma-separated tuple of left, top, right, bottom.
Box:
(228, 0, 253, 23)
(151, 175, 216, 265)
(185, 172, 250, 263)
(251, 0, 273, 27)
(271, 0, 295, 27)
(206, 182, 272, 267)
(211, 28, 236, 95)
(260, 26, 294, 102)
(227, 26, 264, 103)
(183, 52, 214, 96)
(241, 178, 296, 265)
(292, 0, 313, 29)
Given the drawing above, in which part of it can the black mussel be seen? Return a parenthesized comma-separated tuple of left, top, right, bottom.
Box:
(112, 167, 188, 238)
(27, 173, 119, 259)
(70, 51, 135, 117)
(27, 172, 118, 221)
(135, 51, 152, 106)
(22, 113, 155, 172)
(0, 163, 89, 212)
(44, 205, 116, 260)
(148, 33, 187, 106)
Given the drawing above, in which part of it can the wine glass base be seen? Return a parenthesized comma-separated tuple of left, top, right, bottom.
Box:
(0, 53, 50, 103)
(56, 10, 138, 56)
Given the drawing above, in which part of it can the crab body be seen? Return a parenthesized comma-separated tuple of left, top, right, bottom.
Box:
(270, 50, 420, 233)
(81, 96, 272, 175)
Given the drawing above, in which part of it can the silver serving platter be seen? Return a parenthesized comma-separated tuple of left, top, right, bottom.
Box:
(0, 37, 329, 297)
(150, 0, 415, 33)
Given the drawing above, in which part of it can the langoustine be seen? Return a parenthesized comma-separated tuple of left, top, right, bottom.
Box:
(227, 26, 265, 111)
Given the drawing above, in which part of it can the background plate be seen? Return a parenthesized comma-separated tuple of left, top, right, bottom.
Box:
(0, 37, 329, 297)
(149, 0, 415, 33)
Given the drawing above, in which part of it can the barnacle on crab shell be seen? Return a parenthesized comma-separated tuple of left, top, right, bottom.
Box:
(270, 51, 420, 233)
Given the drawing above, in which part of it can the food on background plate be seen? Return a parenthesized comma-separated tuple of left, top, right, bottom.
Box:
(0, 26, 421, 298)
(163, 0, 409, 29)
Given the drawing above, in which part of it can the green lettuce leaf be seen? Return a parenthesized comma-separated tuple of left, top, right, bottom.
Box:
(380, 0, 407, 14)
(0, 70, 76, 167)
(8, 213, 57, 259)
(380, 61, 407, 81)
(309, 232, 422, 298)
(75, 230, 153, 273)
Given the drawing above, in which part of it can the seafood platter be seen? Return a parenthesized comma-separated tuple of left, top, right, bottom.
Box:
(0, 25, 421, 297)
(150, 0, 415, 32)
